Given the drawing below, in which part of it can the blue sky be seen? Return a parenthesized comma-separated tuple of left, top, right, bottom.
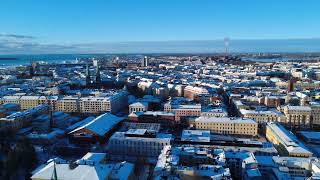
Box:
(1, 0, 320, 54)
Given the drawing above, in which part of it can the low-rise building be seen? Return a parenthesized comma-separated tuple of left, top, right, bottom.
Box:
(184, 85, 209, 101)
(283, 105, 312, 128)
(31, 152, 135, 180)
(201, 106, 228, 117)
(20, 96, 40, 110)
(266, 122, 313, 157)
(311, 104, 320, 126)
(107, 129, 172, 158)
(0, 104, 49, 131)
(128, 111, 176, 127)
(240, 109, 286, 124)
(154, 145, 231, 179)
(1, 95, 21, 104)
(191, 116, 258, 137)
(181, 129, 210, 143)
(164, 103, 201, 121)
(79, 97, 111, 114)
(68, 113, 124, 144)
(56, 96, 79, 113)
(225, 150, 261, 180)
(129, 102, 148, 114)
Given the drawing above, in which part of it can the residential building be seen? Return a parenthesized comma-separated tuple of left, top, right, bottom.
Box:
(266, 122, 313, 157)
(56, 96, 80, 113)
(0, 104, 49, 131)
(311, 104, 320, 126)
(154, 145, 231, 179)
(20, 96, 40, 110)
(191, 116, 258, 137)
(283, 105, 312, 128)
(31, 152, 135, 180)
(107, 129, 172, 158)
(225, 150, 262, 180)
(184, 85, 209, 101)
(1, 95, 21, 104)
(164, 103, 201, 121)
(240, 109, 286, 124)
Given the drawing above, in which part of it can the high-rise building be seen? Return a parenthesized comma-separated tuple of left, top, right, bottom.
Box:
(86, 63, 91, 86)
(288, 78, 295, 92)
(92, 58, 98, 67)
(95, 64, 101, 84)
(142, 56, 148, 67)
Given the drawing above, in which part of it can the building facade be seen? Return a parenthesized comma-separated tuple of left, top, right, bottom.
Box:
(266, 122, 313, 157)
(283, 105, 312, 128)
(191, 117, 258, 137)
(107, 129, 172, 158)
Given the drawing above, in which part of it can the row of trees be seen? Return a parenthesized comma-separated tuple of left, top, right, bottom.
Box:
(0, 137, 37, 180)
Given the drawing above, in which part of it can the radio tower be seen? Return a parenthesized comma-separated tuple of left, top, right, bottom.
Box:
(224, 37, 230, 56)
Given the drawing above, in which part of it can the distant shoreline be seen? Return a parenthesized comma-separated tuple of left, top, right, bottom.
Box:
(0, 53, 319, 67)
(0, 57, 18, 60)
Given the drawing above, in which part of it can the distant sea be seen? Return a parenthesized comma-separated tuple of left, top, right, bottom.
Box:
(0, 54, 102, 66)
(1, 39, 320, 66)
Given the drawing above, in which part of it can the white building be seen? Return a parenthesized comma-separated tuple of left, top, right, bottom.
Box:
(107, 129, 172, 158)
(181, 129, 210, 143)
(1, 95, 21, 104)
(201, 107, 228, 117)
(154, 145, 231, 179)
(129, 102, 148, 114)
(31, 152, 135, 180)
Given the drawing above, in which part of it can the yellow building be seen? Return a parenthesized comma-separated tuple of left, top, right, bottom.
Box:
(20, 96, 40, 110)
(56, 96, 80, 113)
(1, 96, 21, 105)
(311, 104, 320, 126)
(191, 116, 258, 137)
(240, 109, 286, 124)
(283, 105, 312, 128)
(79, 97, 110, 114)
(266, 122, 312, 157)
(164, 103, 201, 121)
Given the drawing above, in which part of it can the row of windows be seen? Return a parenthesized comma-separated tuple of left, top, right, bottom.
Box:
(110, 140, 169, 146)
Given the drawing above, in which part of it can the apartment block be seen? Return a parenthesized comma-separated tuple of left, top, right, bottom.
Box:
(107, 129, 172, 158)
(191, 116, 258, 137)
(284, 105, 312, 128)
(164, 103, 201, 121)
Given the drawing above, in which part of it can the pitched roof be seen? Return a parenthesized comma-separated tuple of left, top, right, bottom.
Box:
(69, 113, 123, 136)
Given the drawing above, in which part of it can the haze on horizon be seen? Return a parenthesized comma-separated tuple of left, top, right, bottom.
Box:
(1, 0, 320, 54)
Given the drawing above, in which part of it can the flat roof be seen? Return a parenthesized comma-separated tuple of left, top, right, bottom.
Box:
(195, 116, 257, 124)
(125, 129, 147, 136)
(181, 130, 210, 142)
(267, 123, 312, 155)
(286, 105, 312, 111)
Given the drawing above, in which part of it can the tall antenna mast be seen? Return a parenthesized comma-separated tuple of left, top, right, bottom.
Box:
(224, 37, 230, 56)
